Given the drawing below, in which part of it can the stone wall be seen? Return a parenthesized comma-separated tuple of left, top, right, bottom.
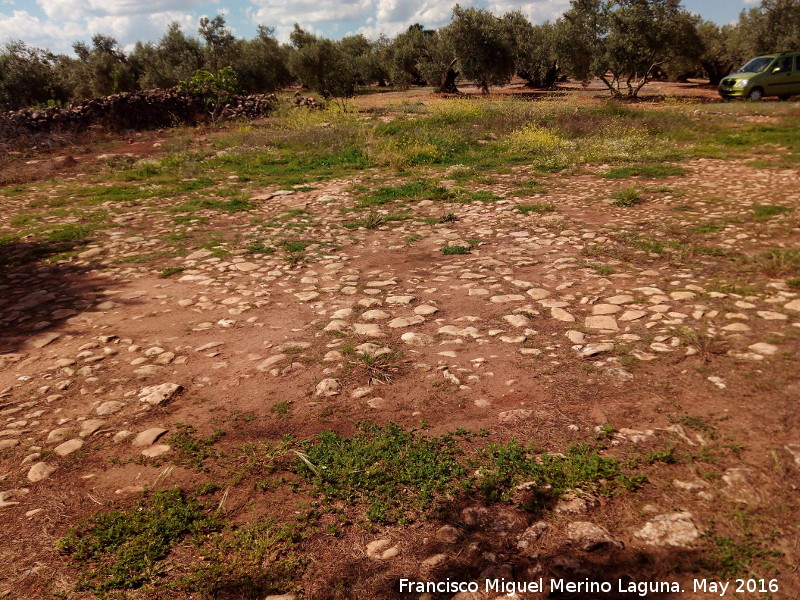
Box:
(0, 88, 279, 149)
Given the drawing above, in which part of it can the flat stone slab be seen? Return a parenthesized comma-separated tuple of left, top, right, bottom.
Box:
(634, 512, 699, 547)
(27, 462, 57, 483)
(132, 427, 168, 447)
(54, 439, 84, 456)
(585, 316, 618, 330)
(139, 383, 182, 406)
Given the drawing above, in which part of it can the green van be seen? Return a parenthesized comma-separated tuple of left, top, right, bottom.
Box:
(718, 52, 800, 100)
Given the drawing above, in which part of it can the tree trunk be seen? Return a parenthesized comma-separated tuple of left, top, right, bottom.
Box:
(438, 59, 459, 93)
(543, 62, 560, 88)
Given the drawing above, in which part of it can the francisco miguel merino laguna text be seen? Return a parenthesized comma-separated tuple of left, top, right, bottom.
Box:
(399, 577, 685, 596)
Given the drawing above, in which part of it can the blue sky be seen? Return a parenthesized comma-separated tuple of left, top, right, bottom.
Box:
(2, 0, 759, 54)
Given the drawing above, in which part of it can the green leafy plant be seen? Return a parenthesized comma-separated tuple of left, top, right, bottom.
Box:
(57, 487, 219, 592)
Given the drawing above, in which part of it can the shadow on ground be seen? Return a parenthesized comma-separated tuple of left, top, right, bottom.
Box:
(0, 240, 121, 353)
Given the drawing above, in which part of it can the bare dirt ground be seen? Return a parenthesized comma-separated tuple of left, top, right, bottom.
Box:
(1, 81, 799, 600)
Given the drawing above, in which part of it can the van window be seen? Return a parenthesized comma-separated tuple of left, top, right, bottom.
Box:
(774, 57, 793, 73)
(737, 57, 773, 73)
(796, 56, 800, 72)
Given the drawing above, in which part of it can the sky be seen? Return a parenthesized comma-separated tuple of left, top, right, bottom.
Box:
(1, 0, 762, 55)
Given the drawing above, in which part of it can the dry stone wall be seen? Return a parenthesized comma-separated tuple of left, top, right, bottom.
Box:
(0, 88, 279, 149)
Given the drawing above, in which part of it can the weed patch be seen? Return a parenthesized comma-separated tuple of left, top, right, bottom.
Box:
(58, 487, 220, 593)
(517, 202, 555, 214)
(611, 188, 643, 207)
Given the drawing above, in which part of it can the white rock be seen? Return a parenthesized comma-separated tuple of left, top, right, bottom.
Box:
(138, 383, 182, 406)
(526, 288, 551, 300)
(96, 401, 124, 416)
(388, 315, 424, 328)
(54, 439, 83, 456)
(401, 332, 434, 346)
(361, 310, 390, 321)
(316, 378, 340, 397)
(585, 316, 618, 330)
(634, 513, 699, 547)
(551, 307, 575, 322)
(27, 462, 57, 483)
(353, 323, 383, 336)
(748, 342, 778, 356)
(581, 343, 614, 357)
(566, 330, 585, 344)
(490, 294, 525, 303)
(141, 444, 171, 458)
(256, 354, 287, 371)
(133, 428, 168, 447)
(592, 304, 621, 315)
(504, 314, 531, 328)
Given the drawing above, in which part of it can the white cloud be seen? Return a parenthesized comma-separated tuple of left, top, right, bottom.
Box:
(0, 10, 83, 52)
(485, 0, 571, 23)
(36, 0, 209, 20)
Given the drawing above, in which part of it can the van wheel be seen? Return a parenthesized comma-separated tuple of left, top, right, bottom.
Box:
(748, 87, 764, 101)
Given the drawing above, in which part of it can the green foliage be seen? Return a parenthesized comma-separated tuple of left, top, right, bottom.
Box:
(730, 0, 800, 64)
(557, 0, 699, 98)
(699, 511, 783, 579)
(166, 424, 225, 471)
(131, 22, 204, 90)
(289, 39, 356, 107)
(184, 521, 303, 598)
(179, 66, 241, 120)
(357, 179, 453, 207)
(503, 12, 560, 87)
(0, 41, 69, 110)
(69, 34, 137, 100)
(447, 5, 516, 92)
(57, 487, 220, 592)
(751, 204, 792, 220)
(158, 266, 185, 278)
(517, 202, 555, 214)
(382, 24, 431, 88)
(476, 440, 646, 505)
(296, 423, 467, 524)
(612, 187, 643, 207)
(441, 244, 471, 255)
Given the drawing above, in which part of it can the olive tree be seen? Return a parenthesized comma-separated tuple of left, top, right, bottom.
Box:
(503, 12, 560, 88)
(230, 26, 293, 93)
(289, 38, 357, 108)
(731, 0, 800, 61)
(446, 5, 515, 93)
(68, 35, 136, 99)
(416, 30, 459, 93)
(383, 24, 431, 88)
(558, 0, 696, 98)
(130, 22, 204, 90)
(0, 41, 70, 110)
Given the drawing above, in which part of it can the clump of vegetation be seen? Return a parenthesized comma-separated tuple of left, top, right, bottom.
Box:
(751, 204, 792, 221)
(184, 520, 304, 598)
(296, 423, 467, 524)
(166, 424, 225, 471)
(611, 188, 643, 207)
(475, 440, 646, 507)
(159, 266, 185, 278)
(517, 202, 555, 214)
(441, 244, 471, 255)
(57, 487, 220, 593)
(296, 423, 653, 524)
